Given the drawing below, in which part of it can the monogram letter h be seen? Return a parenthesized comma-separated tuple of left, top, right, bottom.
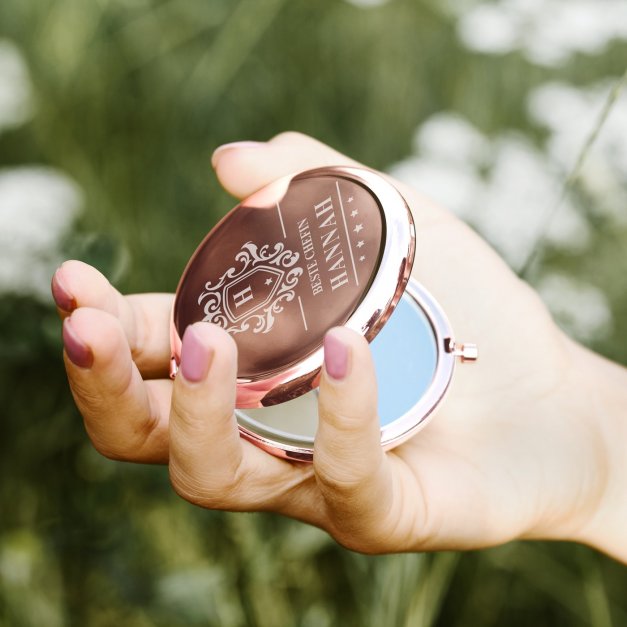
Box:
(233, 285, 254, 308)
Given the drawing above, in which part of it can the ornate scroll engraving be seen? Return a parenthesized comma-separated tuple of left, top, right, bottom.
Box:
(198, 241, 303, 334)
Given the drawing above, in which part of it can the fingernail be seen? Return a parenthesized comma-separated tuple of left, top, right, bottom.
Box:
(51, 269, 77, 313)
(180, 325, 214, 383)
(63, 318, 93, 368)
(211, 141, 265, 168)
(324, 331, 349, 381)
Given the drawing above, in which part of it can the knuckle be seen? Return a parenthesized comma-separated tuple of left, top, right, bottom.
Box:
(79, 403, 162, 464)
(69, 380, 102, 413)
(324, 511, 390, 555)
(319, 407, 364, 433)
(332, 531, 378, 555)
(135, 411, 161, 448)
(169, 462, 208, 506)
(269, 130, 309, 145)
(314, 460, 370, 496)
(128, 297, 148, 363)
(168, 454, 248, 511)
(170, 407, 208, 448)
(87, 435, 128, 463)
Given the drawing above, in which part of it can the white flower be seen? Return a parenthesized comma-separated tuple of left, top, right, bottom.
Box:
(537, 273, 613, 342)
(0, 167, 82, 301)
(456, 3, 522, 55)
(389, 113, 590, 269)
(474, 134, 589, 268)
(0, 39, 33, 133)
(528, 80, 627, 224)
(456, 0, 627, 67)
(391, 113, 488, 222)
(391, 157, 483, 223)
(413, 112, 490, 167)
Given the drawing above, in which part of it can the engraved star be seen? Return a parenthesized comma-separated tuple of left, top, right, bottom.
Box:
(265, 278, 273, 285)
(353, 223, 364, 233)
(359, 255, 366, 262)
(356, 240, 364, 248)
(348, 196, 354, 203)
(350, 209, 359, 218)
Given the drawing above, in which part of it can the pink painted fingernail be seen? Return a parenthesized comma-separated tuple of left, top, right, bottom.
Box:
(211, 141, 265, 168)
(324, 331, 349, 381)
(63, 318, 93, 368)
(180, 325, 214, 383)
(51, 269, 77, 313)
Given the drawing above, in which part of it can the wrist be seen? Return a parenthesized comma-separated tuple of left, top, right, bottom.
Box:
(568, 343, 627, 562)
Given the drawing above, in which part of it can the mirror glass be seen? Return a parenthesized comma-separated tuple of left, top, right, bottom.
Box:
(236, 291, 439, 445)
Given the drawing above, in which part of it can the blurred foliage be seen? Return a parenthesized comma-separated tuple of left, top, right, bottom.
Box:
(0, 0, 626, 625)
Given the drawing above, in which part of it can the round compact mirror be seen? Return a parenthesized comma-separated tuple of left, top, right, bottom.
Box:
(171, 166, 416, 406)
(171, 166, 476, 461)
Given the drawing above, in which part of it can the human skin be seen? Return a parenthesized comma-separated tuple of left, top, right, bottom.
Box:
(52, 132, 627, 562)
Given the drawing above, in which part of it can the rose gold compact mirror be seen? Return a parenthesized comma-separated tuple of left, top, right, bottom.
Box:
(171, 166, 476, 461)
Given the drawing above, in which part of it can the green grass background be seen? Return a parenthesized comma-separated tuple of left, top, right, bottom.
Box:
(1, 1, 626, 625)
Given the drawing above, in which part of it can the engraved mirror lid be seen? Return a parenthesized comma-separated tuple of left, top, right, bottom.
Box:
(170, 166, 416, 408)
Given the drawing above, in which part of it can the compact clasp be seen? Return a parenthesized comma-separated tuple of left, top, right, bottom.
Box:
(444, 338, 478, 363)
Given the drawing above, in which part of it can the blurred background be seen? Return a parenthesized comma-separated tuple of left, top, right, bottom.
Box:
(1, 0, 626, 625)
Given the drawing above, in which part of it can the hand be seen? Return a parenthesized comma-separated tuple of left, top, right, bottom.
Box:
(53, 132, 627, 559)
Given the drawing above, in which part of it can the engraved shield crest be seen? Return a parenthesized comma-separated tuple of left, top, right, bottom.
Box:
(224, 267, 285, 322)
(198, 241, 303, 335)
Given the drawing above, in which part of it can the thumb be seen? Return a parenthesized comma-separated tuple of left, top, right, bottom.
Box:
(314, 327, 393, 546)
(212, 131, 359, 200)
